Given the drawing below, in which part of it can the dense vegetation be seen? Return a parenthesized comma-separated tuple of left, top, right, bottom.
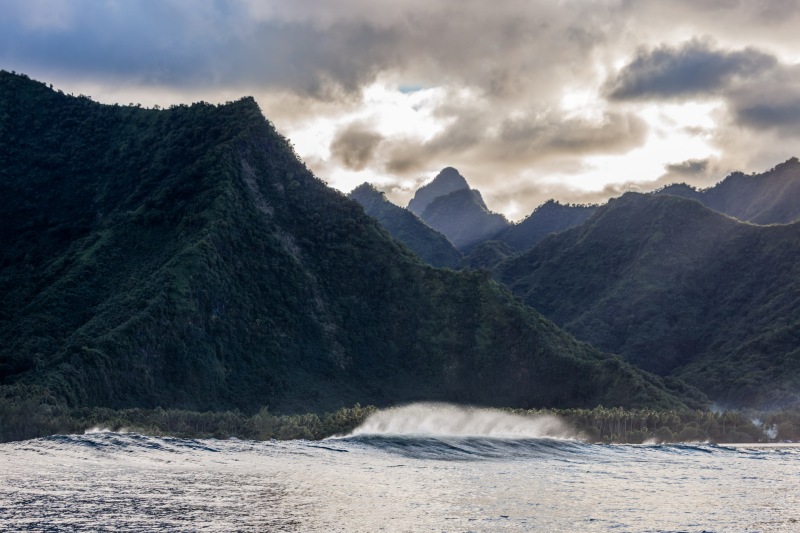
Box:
(657, 158, 800, 224)
(348, 183, 461, 268)
(4, 391, 796, 444)
(492, 200, 598, 252)
(495, 192, 800, 408)
(378, 170, 598, 262)
(460, 240, 517, 271)
(0, 71, 689, 433)
(0, 391, 375, 443)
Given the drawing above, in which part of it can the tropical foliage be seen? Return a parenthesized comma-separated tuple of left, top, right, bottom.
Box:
(349, 183, 461, 268)
(0, 71, 687, 428)
(495, 192, 800, 408)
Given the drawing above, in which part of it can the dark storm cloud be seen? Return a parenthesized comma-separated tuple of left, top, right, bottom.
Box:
(666, 159, 710, 176)
(0, 1, 231, 83)
(4, 0, 800, 215)
(329, 122, 385, 171)
(606, 39, 777, 101)
(0, 0, 615, 102)
(735, 101, 800, 131)
(0, 0, 399, 98)
(726, 65, 800, 136)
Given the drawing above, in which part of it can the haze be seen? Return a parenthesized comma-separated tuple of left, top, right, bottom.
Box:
(3, 0, 800, 219)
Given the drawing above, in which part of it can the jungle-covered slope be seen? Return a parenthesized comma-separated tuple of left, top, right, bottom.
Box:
(348, 183, 461, 268)
(496, 193, 800, 408)
(656, 158, 800, 224)
(0, 71, 686, 414)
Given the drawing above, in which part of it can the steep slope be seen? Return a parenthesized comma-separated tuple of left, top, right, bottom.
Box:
(421, 188, 511, 251)
(460, 240, 517, 271)
(0, 72, 686, 413)
(348, 183, 461, 268)
(493, 200, 598, 252)
(657, 158, 800, 224)
(496, 193, 800, 408)
(407, 167, 468, 216)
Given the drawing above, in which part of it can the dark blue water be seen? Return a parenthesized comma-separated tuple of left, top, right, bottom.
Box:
(1, 407, 799, 531)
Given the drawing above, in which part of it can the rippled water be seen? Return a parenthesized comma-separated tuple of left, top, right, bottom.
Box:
(1, 409, 799, 531)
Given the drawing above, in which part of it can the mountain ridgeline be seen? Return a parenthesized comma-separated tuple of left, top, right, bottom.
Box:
(379, 157, 800, 408)
(407, 167, 469, 216)
(492, 200, 598, 252)
(495, 192, 800, 408)
(656, 158, 800, 224)
(407, 168, 511, 251)
(403, 167, 599, 255)
(348, 183, 461, 268)
(420, 188, 511, 251)
(0, 71, 686, 417)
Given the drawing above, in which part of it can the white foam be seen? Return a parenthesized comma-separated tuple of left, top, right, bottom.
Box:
(349, 402, 576, 439)
(83, 426, 114, 434)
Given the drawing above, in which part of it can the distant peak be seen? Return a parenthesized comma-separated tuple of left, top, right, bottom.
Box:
(349, 182, 387, 205)
(771, 156, 800, 173)
(407, 167, 470, 215)
(350, 182, 382, 196)
(352, 182, 377, 191)
(432, 167, 469, 189)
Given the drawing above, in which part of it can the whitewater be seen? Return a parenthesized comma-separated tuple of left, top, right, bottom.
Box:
(1, 404, 799, 531)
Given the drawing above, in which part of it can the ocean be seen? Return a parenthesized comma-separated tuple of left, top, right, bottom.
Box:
(1, 404, 798, 532)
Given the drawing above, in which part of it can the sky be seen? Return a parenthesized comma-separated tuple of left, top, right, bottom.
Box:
(3, 0, 800, 220)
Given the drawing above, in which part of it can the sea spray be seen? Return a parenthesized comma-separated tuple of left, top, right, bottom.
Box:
(349, 402, 578, 439)
(84, 426, 115, 434)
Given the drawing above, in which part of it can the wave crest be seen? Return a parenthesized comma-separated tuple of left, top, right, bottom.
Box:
(349, 403, 577, 439)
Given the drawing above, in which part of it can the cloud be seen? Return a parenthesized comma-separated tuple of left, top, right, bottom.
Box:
(3, 0, 800, 217)
(735, 101, 800, 132)
(666, 158, 710, 176)
(606, 39, 777, 101)
(754, 0, 800, 22)
(725, 65, 800, 136)
(380, 107, 647, 177)
(329, 121, 385, 171)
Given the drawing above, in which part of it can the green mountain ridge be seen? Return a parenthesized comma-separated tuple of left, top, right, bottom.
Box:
(348, 183, 461, 268)
(0, 71, 686, 415)
(495, 192, 800, 408)
(493, 200, 598, 252)
(657, 158, 800, 224)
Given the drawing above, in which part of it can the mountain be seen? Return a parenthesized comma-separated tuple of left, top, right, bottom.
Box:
(460, 240, 516, 271)
(657, 157, 800, 224)
(420, 188, 511, 251)
(495, 192, 800, 408)
(493, 200, 598, 252)
(348, 183, 461, 268)
(407, 167, 469, 216)
(0, 71, 686, 414)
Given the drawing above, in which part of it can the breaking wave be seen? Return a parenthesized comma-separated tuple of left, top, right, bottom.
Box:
(337, 403, 589, 460)
(349, 402, 577, 439)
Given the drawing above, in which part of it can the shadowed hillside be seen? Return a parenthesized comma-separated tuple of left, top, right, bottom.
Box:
(348, 183, 461, 268)
(657, 158, 800, 224)
(420, 188, 511, 251)
(496, 193, 800, 408)
(407, 167, 468, 216)
(0, 71, 687, 415)
(493, 200, 598, 252)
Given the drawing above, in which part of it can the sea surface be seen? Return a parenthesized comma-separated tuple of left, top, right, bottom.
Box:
(1, 404, 799, 532)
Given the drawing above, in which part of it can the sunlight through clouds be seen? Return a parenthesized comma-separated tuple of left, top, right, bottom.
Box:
(2, 0, 800, 217)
